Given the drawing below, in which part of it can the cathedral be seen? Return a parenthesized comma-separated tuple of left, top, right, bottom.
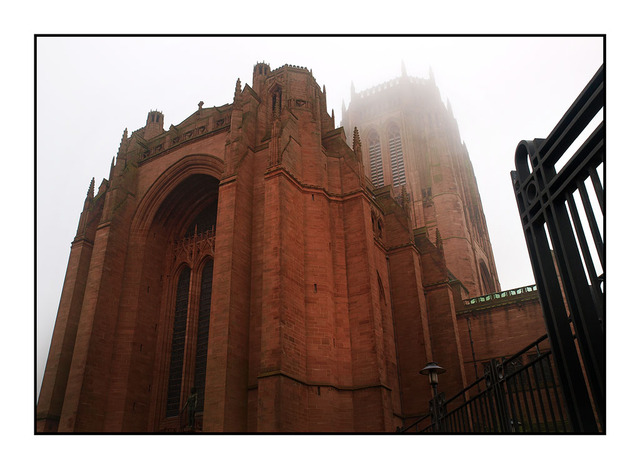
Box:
(37, 61, 546, 433)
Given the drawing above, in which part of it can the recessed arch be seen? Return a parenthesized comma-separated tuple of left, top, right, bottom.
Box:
(385, 120, 401, 135)
(122, 154, 223, 431)
(131, 154, 224, 235)
(194, 254, 215, 278)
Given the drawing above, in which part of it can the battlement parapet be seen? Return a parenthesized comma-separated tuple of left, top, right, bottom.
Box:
(357, 75, 432, 98)
(271, 63, 309, 74)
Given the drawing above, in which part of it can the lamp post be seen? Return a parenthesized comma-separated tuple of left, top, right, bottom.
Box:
(420, 362, 446, 432)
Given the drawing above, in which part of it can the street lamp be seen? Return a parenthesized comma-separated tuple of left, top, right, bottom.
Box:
(420, 362, 446, 432)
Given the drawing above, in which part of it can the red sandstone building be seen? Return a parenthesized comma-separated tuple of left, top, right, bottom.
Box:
(37, 62, 546, 433)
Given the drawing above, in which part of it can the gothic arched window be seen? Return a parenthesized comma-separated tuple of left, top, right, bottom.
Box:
(166, 266, 191, 417)
(193, 258, 213, 412)
(368, 131, 384, 188)
(388, 125, 406, 187)
(377, 272, 386, 306)
(479, 260, 495, 295)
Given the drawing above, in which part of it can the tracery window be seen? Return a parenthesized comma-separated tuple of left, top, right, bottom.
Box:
(163, 202, 217, 423)
(368, 131, 384, 188)
(194, 259, 213, 412)
(166, 267, 191, 417)
(388, 125, 406, 187)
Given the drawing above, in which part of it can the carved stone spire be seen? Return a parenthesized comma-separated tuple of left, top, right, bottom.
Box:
(82, 177, 95, 214)
(117, 128, 128, 156)
(235, 78, 242, 98)
(86, 177, 95, 199)
(352, 126, 362, 155)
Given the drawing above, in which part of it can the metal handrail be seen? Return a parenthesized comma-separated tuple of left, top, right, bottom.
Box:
(398, 333, 568, 433)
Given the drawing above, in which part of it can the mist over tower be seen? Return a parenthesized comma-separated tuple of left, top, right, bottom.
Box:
(342, 65, 500, 297)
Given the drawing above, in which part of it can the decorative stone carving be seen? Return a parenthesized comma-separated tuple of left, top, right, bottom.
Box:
(169, 228, 215, 269)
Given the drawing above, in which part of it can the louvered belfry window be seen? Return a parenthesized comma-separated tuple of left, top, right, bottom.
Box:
(194, 259, 213, 412)
(389, 127, 406, 187)
(166, 267, 191, 417)
(368, 132, 384, 188)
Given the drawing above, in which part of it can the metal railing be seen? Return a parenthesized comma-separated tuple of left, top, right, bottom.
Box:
(398, 334, 570, 433)
(462, 284, 537, 307)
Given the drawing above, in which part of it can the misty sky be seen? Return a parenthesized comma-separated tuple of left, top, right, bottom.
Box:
(36, 36, 604, 398)
(1, 0, 635, 462)
(0, 0, 633, 458)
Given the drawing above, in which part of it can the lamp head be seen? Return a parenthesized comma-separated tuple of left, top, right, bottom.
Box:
(420, 362, 446, 385)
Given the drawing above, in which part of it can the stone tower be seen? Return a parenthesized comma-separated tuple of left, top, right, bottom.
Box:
(342, 65, 500, 297)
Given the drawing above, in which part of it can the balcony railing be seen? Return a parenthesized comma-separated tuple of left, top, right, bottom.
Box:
(462, 284, 537, 307)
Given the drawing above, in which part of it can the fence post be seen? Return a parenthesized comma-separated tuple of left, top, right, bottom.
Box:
(488, 359, 512, 433)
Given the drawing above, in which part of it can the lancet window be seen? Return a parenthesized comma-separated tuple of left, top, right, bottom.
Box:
(194, 259, 213, 412)
(368, 131, 384, 188)
(388, 125, 406, 187)
(163, 202, 217, 422)
(166, 267, 191, 417)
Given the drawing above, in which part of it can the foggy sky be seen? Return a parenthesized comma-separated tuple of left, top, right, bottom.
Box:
(36, 36, 603, 399)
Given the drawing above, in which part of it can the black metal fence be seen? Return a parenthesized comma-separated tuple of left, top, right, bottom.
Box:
(398, 334, 570, 433)
(510, 65, 604, 433)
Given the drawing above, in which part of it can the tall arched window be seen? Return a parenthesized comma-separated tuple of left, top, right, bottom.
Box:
(368, 131, 384, 187)
(388, 125, 406, 187)
(166, 266, 191, 417)
(377, 272, 386, 306)
(193, 259, 213, 412)
(479, 260, 495, 295)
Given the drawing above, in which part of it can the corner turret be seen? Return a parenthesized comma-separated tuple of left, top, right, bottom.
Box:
(252, 62, 270, 95)
(234, 78, 242, 101)
(144, 110, 164, 140)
